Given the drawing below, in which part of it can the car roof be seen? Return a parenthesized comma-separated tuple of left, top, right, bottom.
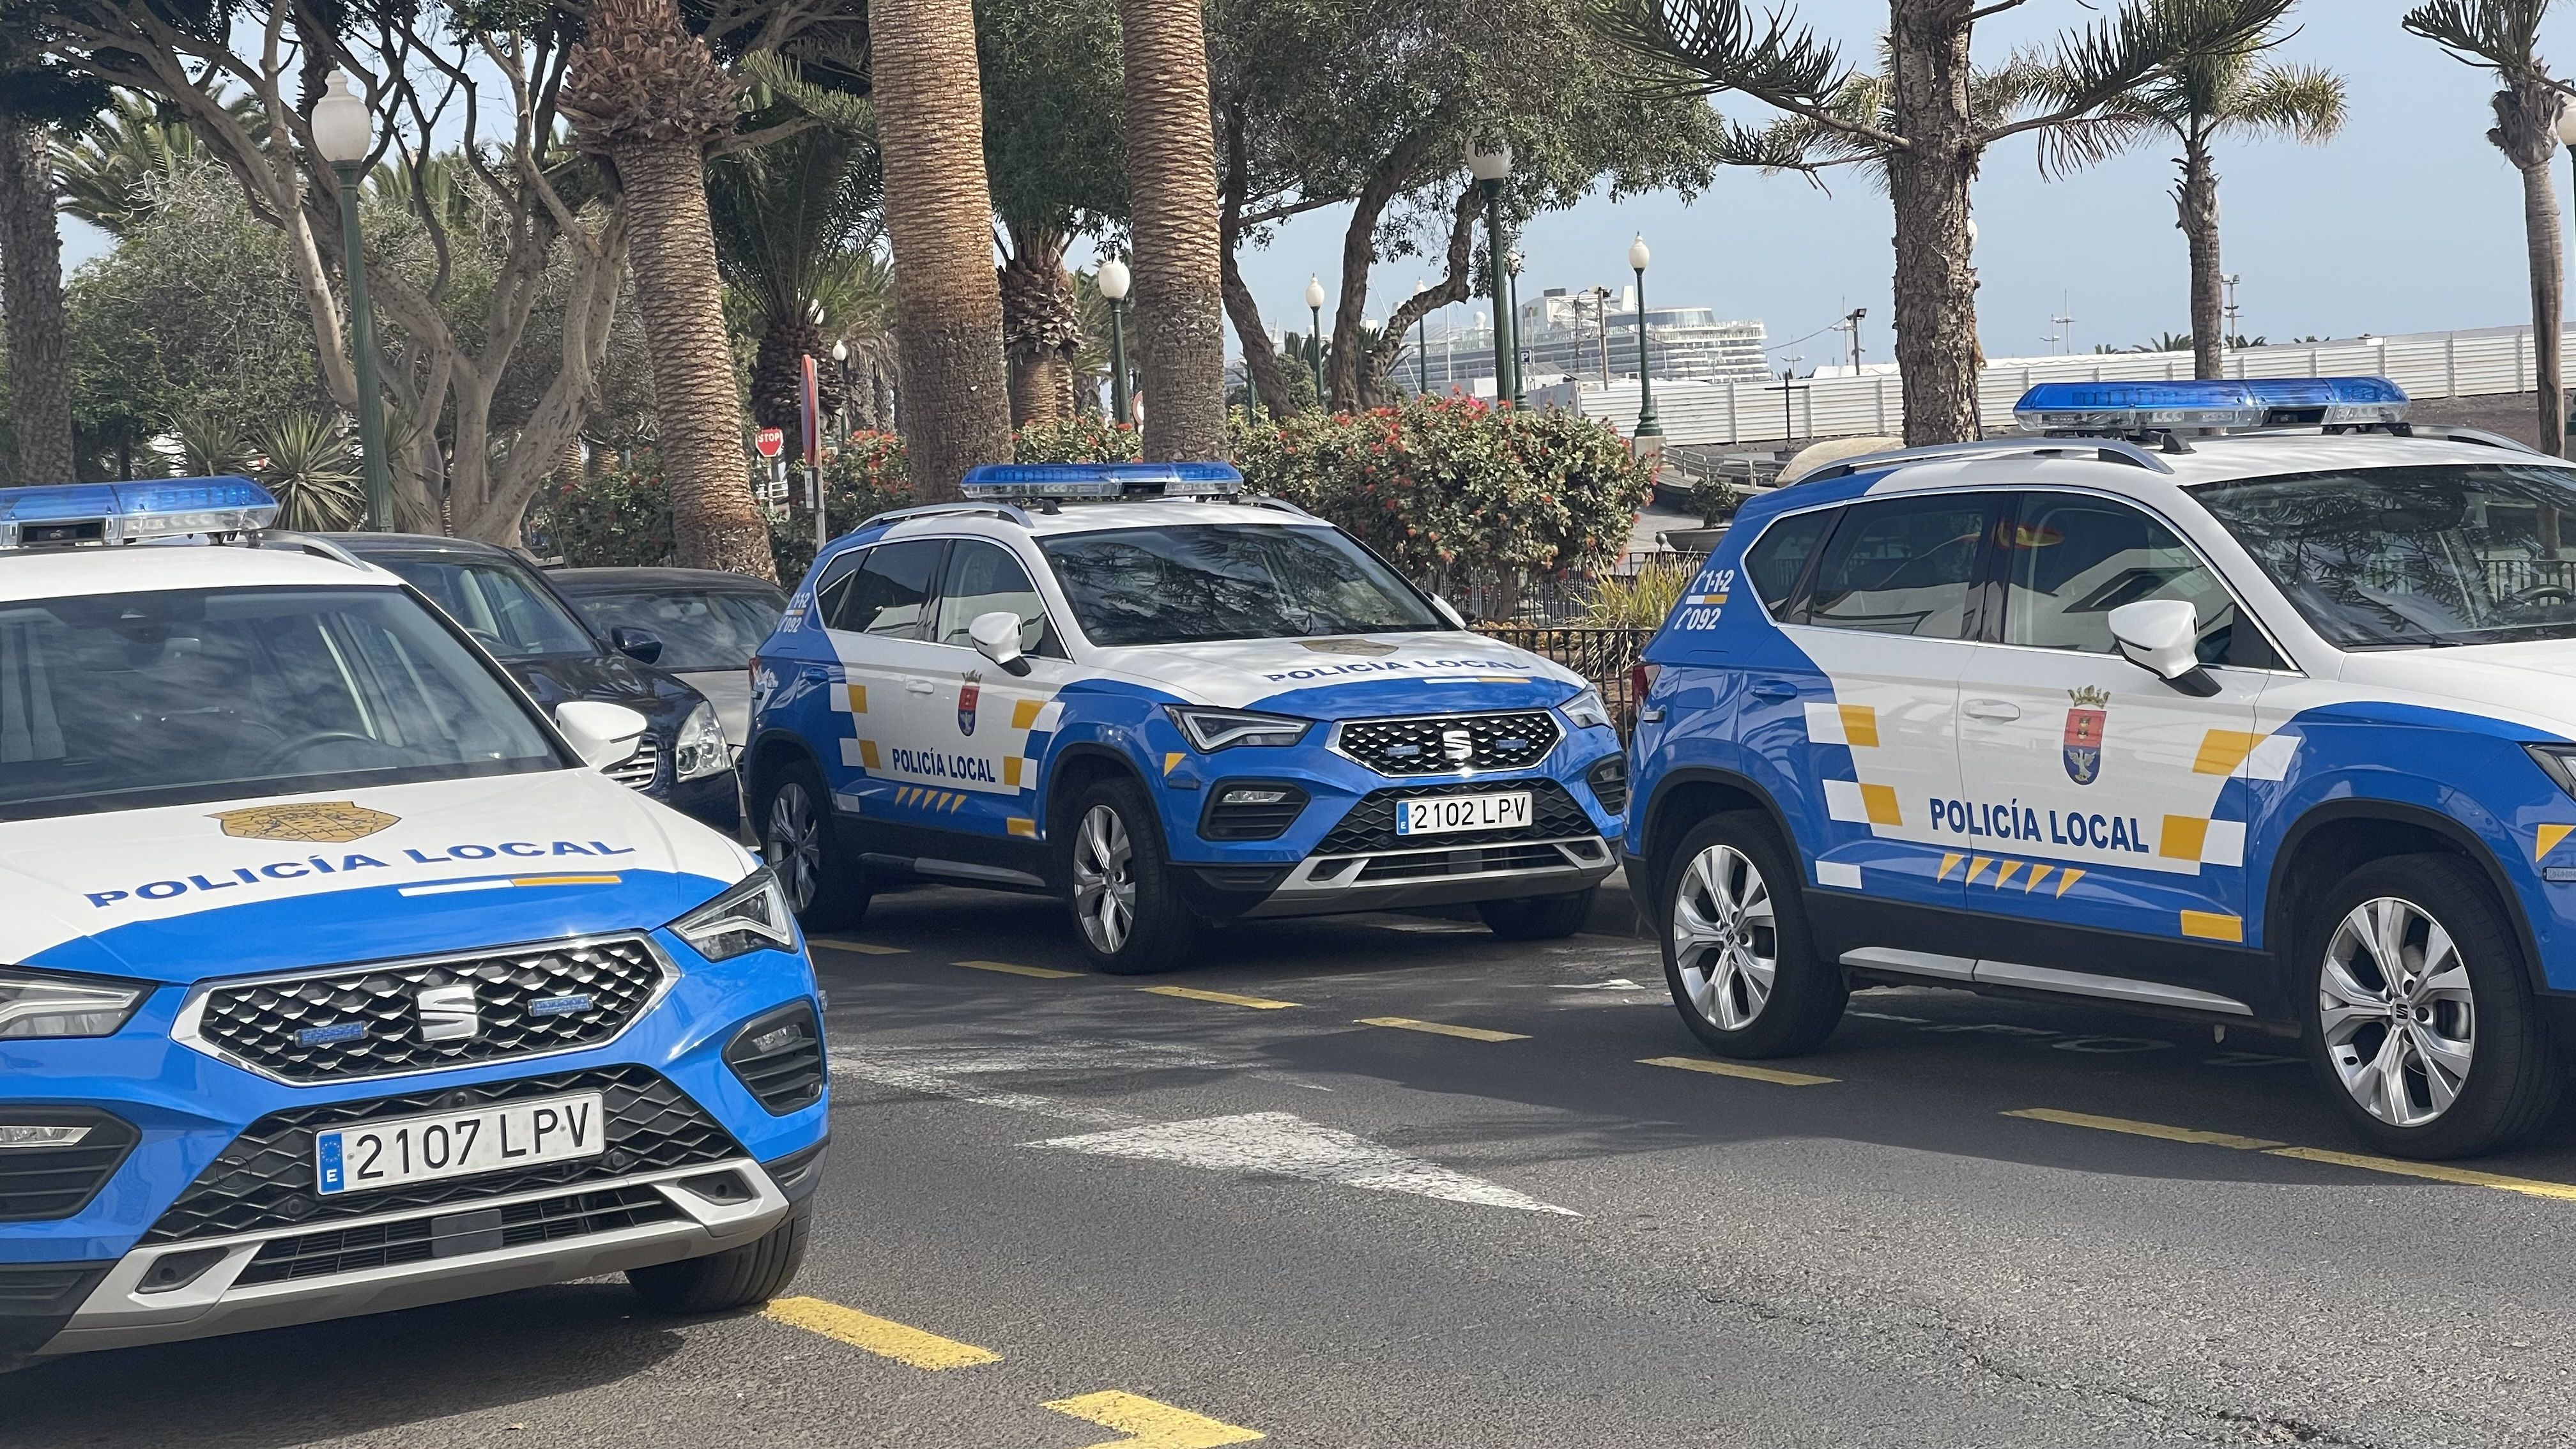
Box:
(0, 540, 402, 604)
(323, 530, 521, 560)
(1828, 430, 2551, 507)
(551, 566, 786, 597)
(866, 497, 1330, 545)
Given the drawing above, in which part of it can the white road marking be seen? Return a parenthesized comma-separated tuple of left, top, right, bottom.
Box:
(830, 1055, 1145, 1130)
(1551, 977, 1644, 991)
(1031, 1112, 1580, 1216)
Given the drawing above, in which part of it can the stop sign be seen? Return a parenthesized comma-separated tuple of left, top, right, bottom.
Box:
(754, 427, 785, 460)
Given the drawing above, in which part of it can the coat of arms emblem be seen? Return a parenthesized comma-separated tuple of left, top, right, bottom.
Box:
(209, 801, 399, 842)
(958, 672, 982, 737)
(2063, 686, 2110, 785)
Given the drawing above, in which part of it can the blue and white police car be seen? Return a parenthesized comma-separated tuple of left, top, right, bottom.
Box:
(744, 463, 1627, 974)
(0, 480, 826, 1370)
(1627, 376, 2576, 1158)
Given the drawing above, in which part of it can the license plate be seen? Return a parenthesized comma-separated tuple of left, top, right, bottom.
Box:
(1395, 792, 1531, 836)
(315, 1091, 606, 1196)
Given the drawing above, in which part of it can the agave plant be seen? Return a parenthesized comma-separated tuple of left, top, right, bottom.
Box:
(250, 413, 365, 532)
(165, 406, 251, 477)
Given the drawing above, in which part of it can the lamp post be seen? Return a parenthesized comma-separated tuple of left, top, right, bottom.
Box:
(1412, 279, 1429, 394)
(1506, 249, 1526, 406)
(1466, 138, 1515, 407)
(1098, 257, 1132, 426)
(312, 70, 390, 531)
(1305, 275, 1328, 404)
(1629, 233, 1661, 452)
(831, 339, 851, 440)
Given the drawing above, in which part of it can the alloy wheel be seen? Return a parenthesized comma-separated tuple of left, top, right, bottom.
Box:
(1673, 843, 1777, 1031)
(2320, 896, 2477, 1128)
(765, 781, 822, 915)
(1071, 804, 1136, 954)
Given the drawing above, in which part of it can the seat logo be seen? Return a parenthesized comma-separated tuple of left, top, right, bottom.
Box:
(415, 982, 482, 1043)
(1441, 728, 1475, 765)
(2063, 686, 2110, 785)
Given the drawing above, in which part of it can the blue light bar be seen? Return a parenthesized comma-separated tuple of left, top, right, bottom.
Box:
(2012, 380, 2266, 432)
(2238, 376, 2410, 425)
(960, 461, 1245, 500)
(0, 475, 279, 548)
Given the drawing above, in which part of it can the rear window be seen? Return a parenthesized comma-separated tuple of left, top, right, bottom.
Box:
(1742, 510, 1835, 618)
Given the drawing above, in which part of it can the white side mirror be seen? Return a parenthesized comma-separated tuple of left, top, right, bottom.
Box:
(969, 610, 1032, 675)
(556, 701, 651, 770)
(1433, 597, 1467, 629)
(2107, 599, 2218, 696)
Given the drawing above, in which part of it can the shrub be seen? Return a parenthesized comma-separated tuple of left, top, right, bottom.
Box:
(1013, 413, 1140, 464)
(1580, 555, 1697, 628)
(539, 450, 675, 567)
(1689, 471, 1744, 526)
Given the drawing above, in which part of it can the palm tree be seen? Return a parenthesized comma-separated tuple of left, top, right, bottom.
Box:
(705, 107, 880, 434)
(2044, 10, 2344, 380)
(1119, 0, 1230, 458)
(562, 0, 776, 579)
(55, 89, 263, 238)
(868, 0, 1011, 500)
(2405, 2, 2569, 456)
(999, 223, 1084, 425)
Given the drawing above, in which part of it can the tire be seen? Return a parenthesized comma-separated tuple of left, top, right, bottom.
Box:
(627, 1199, 813, 1314)
(2299, 854, 2560, 1159)
(1657, 811, 1844, 1057)
(1476, 888, 1596, 941)
(1059, 774, 1195, 975)
(756, 758, 869, 932)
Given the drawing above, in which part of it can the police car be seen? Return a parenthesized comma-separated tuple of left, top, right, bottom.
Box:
(1625, 376, 2576, 1158)
(0, 480, 826, 1370)
(744, 463, 1627, 973)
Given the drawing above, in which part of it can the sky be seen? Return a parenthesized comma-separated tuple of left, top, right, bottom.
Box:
(1217, 0, 2576, 366)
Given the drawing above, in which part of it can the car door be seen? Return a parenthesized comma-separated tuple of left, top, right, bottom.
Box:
(817, 537, 950, 827)
(1952, 489, 2280, 966)
(1753, 491, 2000, 939)
(916, 537, 1080, 847)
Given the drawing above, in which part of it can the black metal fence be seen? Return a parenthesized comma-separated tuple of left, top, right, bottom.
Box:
(1440, 550, 1707, 626)
(1473, 624, 1656, 735)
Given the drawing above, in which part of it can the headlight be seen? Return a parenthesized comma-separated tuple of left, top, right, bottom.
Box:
(2531, 744, 2576, 800)
(670, 870, 797, 962)
(1167, 705, 1310, 751)
(1561, 687, 1611, 731)
(0, 967, 148, 1039)
(674, 701, 729, 781)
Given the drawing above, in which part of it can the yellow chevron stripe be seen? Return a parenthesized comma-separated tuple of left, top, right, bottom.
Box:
(2055, 868, 2085, 897)
(1993, 860, 2025, 890)
(2025, 864, 2055, 893)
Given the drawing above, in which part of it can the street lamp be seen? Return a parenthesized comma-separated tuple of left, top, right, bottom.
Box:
(1629, 233, 1661, 451)
(1412, 279, 1430, 394)
(1466, 137, 1516, 407)
(1305, 275, 1328, 404)
(831, 338, 851, 440)
(1098, 257, 1132, 426)
(1506, 249, 1525, 406)
(312, 70, 391, 532)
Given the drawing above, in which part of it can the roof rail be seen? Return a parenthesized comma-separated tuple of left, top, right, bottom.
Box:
(247, 530, 371, 569)
(1238, 494, 1320, 521)
(1800, 436, 2176, 484)
(2399, 424, 2548, 457)
(855, 500, 1035, 532)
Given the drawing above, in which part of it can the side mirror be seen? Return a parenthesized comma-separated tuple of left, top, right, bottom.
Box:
(1433, 597, 1467, 629)
(969, 611, 1033, 677)
(556, 701, 652, 770)
(610, 625, 663, 664)
(2107, 599, 2219, 697)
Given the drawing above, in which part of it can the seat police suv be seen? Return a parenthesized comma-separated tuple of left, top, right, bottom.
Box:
(1627, 376, 2576, 1159)
(0, 480, 825, 1370)
(744, 463, 1628, 973)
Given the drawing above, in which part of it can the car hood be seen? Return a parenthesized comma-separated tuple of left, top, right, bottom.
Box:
(1090, 631, 1589, 719)
(504, 652, 703, 734)
(2333, 638, 2576, 739)
(10, 769, 759, 986)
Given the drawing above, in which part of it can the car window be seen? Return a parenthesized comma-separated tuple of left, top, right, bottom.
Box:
(1039, 524, 1441, 647)
(1743, 510, 1835, 619)
(828, 540, 942, 638)
(378, 556, 595, 659)
(574, 587, 783, 671)
(932, 540, 1061, 657)
(2000, 493, 2276, 668)
(0, 586, 562, 820)
(1800, 494, 1992, 638)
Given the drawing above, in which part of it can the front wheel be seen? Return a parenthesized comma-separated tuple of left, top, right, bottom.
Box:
(1059, 776, 1195, 974)
(758, 758, 868, 931)
(627, 1199, 812, 1314)
(1659, 811, 1843, 1058)
(1476, 889, 1595, 940)
(2301, 854, 2559, 1158)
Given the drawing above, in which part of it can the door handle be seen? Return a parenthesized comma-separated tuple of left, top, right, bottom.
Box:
(905, 680, 938, 695)
(1749, 679, 1799, 700)
(801, 666, 829, 681)
(1963, 698, 2021, 721)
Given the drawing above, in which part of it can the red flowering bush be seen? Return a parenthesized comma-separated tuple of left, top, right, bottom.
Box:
(1013, 413, 1142, 464)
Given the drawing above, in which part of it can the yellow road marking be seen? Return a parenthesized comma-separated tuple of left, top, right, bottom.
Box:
(761, 1298, 1000, 1369)
(2265, 1146, 2576, 1202)
(1358, 1016, 1529, 1042)
(1043, 1390, 1264, 1448)
(2004, 1107, 2283, 1151)
(954, 958, 1082, 979)
(1138, 985, 1300, 1009)
(1639, 1055, 1836, 1086)
(809, 938, 907, 956)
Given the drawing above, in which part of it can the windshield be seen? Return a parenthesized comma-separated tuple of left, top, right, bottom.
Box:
(0, 586, 564, 820)
(1039, 524, 1441, 647)
(374, 555, 597, 659)
(572, 587, 783, 671)
(2195, 463, 2576, 648)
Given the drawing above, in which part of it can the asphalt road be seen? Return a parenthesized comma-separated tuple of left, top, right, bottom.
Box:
(13, 884, 2576, 1448)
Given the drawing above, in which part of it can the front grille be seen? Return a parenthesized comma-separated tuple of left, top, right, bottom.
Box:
(1199, 781, 1310, 841)
(723, 1003, 825, 1115)
(233, 1185, 682, 1285)
(0, 1109, 139, 1222)
(1586, 755, 1629, 815)
(1358, 843, 1570, 882)
(142, 1065, 741, 1244)
(1316, 779, 1596, 855)
(1335, 710, 1561, 777)
(605, 734, 661, 789)
(189, 937, 666, 1083)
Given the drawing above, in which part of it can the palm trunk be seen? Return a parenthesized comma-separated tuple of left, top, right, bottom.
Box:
(619, 137, 776, 579)
(0, 119, 75, 485)
(2526, 155, 2567, 457)
(1000, 222, 1077, 427)
(1121, 0, 1229, 459)
(871, 0, 1011, 499)
(2178, 131, 2225, 381)
(1885, 6, 1982, 447)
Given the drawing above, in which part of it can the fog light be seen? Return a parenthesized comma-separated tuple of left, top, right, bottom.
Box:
(0, 1124, 89, 1149)
(1220, 788, 1291, 806)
